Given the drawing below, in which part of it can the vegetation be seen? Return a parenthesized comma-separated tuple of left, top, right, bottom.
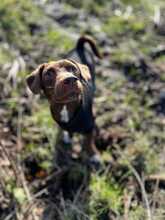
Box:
(0, 0, 165, 219)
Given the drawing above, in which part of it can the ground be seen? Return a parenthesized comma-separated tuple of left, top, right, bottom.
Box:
(0, 0, 165, 219)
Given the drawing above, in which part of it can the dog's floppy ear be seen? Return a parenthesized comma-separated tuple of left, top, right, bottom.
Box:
(26, 64, 46, 94)
(76, 63, 91, 82)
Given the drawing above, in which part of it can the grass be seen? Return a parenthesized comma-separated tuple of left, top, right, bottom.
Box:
(90, 174, 122, 218)
(0, 46, 14, 64)
(0, 0, 42, 50)
(44, 29, 74, 55)
(102, 15, 146, 37)
(0, 0, 165, 219)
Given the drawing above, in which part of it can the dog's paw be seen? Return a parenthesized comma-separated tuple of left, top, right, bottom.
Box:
(88, 154, 102, 170)
(63, 131, 72, 144)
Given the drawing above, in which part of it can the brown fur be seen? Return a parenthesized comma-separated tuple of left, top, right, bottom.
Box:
(26, 36, 102, 160)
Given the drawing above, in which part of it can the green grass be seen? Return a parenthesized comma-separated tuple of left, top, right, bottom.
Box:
(102, 15, 145, 37)
(45, 29, 74, 55)
(0, 46, 14, 64)
(0, 0, 165, 219)
(90, 174, 122, 218)
(22, 101, 56, 160)
(0, 0, 42, 50)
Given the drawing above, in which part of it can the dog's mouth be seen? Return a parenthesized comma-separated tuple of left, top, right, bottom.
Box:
(53, 77, 83, 103)
(54, 90, 81, 103)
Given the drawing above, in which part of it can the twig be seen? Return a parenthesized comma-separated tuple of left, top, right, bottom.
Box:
(4, 210, 16, 220)
(69, 203, 90, 220)
(126, 163, 152, 220)
(54, 202, 66, 220)
(123, 189, 134, 220)
(0, 141, 19, 183)
(17, 106, 23, 151)
(114, 145, 152, 220)
(16, 104, 38, 220)
(22, 200, 40, 220)
(60, 192, 68, 218)
(19, 167, 68, 220)
(18, 164, 38, 220)
(73, 177, 87, 205)
(151, 178, 159, 216)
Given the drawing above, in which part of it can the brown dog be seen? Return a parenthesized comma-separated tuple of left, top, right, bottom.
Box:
(26, 35, 102, 164)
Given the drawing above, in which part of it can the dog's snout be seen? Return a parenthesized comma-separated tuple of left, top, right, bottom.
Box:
(63, 76, 78, 85)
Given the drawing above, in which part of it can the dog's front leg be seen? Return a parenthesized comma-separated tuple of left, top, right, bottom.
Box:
(63, 131, 72, 144)
(83, 130, 102, 166)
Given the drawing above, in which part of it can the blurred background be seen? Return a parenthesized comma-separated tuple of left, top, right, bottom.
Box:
(0, 0, 165, 219)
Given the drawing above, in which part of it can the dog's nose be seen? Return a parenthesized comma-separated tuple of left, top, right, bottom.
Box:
(63, 76, 78, 85)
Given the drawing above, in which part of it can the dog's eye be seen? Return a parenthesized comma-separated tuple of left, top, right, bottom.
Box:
(43, 69, 55, 87)
(65, 65, 77, 73)
(45, 68, 55, 77)
(44, 69, 55, 80)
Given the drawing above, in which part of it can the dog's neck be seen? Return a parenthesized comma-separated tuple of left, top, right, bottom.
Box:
(50, 100, 81, 123)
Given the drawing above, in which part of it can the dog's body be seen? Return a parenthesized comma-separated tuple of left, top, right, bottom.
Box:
(58, 35, 101, 134)
(26, 35, 101, 160)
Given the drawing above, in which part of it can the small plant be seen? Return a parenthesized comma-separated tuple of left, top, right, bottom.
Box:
(89, 174, 122, 219)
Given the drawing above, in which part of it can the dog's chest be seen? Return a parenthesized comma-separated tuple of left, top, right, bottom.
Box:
(58, 101, 94, 134)
(60, 105, 69, 123)
(50, 101, 80, 124)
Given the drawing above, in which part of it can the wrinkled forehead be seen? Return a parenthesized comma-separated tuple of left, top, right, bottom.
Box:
(47, 59, 78, 70)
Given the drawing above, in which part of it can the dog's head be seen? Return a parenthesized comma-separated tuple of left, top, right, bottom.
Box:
(26, 59, 91, 104)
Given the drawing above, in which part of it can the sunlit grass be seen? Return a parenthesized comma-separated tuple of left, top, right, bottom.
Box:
(90, 174, 122, 218)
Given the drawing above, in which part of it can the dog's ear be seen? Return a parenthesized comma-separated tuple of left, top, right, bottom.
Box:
(76, 63, 91, 82)
(26, 64, 46, 94)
